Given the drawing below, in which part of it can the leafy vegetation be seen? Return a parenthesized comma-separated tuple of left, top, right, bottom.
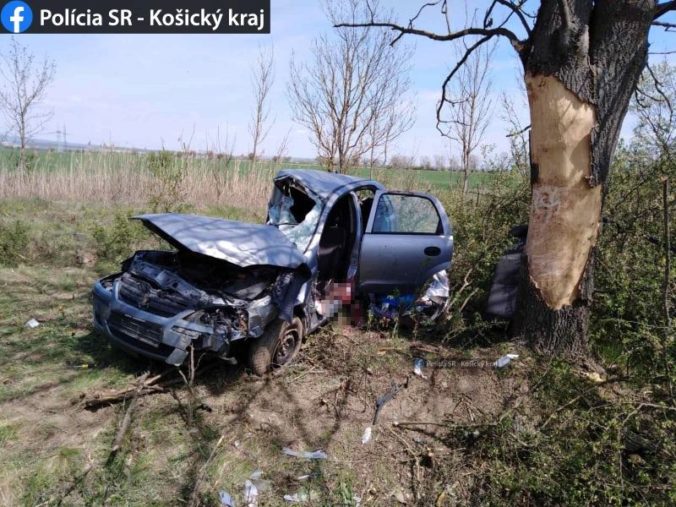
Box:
(0, 220, 29, 267)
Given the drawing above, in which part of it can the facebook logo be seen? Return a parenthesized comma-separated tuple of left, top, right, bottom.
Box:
(1, 1, 33, 33)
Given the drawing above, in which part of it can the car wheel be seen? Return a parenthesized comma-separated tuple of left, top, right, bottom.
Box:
(248, 317, 304, 375)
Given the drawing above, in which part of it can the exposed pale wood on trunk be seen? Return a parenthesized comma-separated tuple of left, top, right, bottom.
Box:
(525, 73, 602, 309)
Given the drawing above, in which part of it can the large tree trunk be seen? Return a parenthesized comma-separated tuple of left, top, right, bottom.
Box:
(513, 0, 655, 355)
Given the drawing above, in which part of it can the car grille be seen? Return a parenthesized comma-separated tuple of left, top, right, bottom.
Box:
(118, 275, 193, 317)
(108, 311, 164, 347)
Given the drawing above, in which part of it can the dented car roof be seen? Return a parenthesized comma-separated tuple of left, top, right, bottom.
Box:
(275, 169, 383, 201)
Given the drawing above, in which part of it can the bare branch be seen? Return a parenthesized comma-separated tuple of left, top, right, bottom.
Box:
(290, 0, 414, 173)
(652, 20, 676, 30)
(0, 38, 56, 171)
(334, 20, 523, 50)
(631, 60, 676, 157)
(655, 1, 676, 20)
(436, 35, 494, 127)
(484, 0, 532, 36)
(248, 46, 275, 165)
(442, 34, 496, 195)
(506, 124, 531, 137)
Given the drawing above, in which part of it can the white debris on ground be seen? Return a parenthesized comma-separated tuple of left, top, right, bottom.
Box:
(282, 448, 327, 459)
(494, 354, 519, 368)
(413, 357, 427, 379)
(24, 318, 40, 329)
(219, 490, 235, 507)
(361, 426, 372, 444)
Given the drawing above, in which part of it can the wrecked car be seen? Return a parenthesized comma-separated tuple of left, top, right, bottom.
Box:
(92, 169, 454, 374)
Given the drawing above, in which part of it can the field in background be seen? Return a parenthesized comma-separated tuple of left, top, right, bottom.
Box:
(0, 148, 513, 210)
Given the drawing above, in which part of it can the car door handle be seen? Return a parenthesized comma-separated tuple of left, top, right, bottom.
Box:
(424, 246, 441, 257)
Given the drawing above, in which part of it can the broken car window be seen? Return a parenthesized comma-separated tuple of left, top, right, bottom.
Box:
(268, 185, 322, 251)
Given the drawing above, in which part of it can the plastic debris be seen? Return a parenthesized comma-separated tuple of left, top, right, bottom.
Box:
(25, 318, 40, 329)
(283, 492, 306, 503)
(413, 358, 427, 379)
(283, 490, 320, 503)
(373, 379, 408, 425)
(584, 371, 605, 384)
(244, 480, 258, 507)
(249, 470, 271, 492)
(369, 271, 449, 325)
(219, 490, 236, 507)
(361, 426, 372, 444)
(494, 354, 519, 368)
(393, 488, 408, 504)
(371, 294, 416, 320)
(282, 448, 327, 460)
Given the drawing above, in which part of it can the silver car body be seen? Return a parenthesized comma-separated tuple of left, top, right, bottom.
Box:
(92, 169, 454, 365)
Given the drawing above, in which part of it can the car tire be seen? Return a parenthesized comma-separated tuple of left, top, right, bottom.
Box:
(248, 317, 304, 375)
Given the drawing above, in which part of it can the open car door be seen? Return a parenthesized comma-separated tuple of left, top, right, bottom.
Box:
(358, 191, 453, 294)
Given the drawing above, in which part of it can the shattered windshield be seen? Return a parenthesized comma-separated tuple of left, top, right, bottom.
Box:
(267, 184, 322, 252)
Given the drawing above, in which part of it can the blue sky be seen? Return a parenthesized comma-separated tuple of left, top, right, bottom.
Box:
(0, 0, 674, 162)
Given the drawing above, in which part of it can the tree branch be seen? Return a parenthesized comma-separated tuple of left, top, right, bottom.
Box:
(484, 0, 532, 36)
(652, 20, 676, 30)
(435, 35, 494, 135)
(655, 1, 676, 20)
(334, 21, 523, 50)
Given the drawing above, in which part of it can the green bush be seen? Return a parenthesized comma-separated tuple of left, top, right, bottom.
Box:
(147, 150, 188, 212)
(92, 212, 147, 264)
(0, 220, 30, 266)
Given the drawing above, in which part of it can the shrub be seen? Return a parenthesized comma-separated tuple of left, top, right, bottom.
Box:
(0, 220, 30, 267)
(146, 150, 188, 212)
(92, 212, 146, 264)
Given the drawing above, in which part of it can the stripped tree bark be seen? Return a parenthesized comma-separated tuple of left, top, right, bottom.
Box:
(337, 0, 672, 356)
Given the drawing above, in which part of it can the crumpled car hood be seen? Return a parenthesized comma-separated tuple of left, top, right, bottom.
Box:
(134, 214, 306, 269)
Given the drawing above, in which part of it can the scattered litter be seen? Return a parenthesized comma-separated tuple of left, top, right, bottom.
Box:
(373, 379, 408, 425)
(361, 426, 372, 444)
(370, 294, 416, 320)
(296, 474, 310, 481)
(219, 490, 235, 507)
(282, 448, 327, 460)
(494, 354, 519, 369)
(24, 318, 40, 329)
(233, 440, 241, 448)
(249, 470, 271, 492)
(244, 480, 258, 507)
(393, 487, 408, 504)
(283, 490, 320, 503)
(413, 358, 427, 379)
(584, 371, 605, 384)
(283, 492, 306, 503)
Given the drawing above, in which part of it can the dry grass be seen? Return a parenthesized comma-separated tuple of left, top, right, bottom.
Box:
(0, 148, 455, 214)
(0, 151, 274, 212)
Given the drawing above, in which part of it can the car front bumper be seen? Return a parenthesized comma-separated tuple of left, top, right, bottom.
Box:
(92, 279, 220, 366)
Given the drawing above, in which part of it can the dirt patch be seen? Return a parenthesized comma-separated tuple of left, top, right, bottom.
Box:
(0, 267, 531, 505)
